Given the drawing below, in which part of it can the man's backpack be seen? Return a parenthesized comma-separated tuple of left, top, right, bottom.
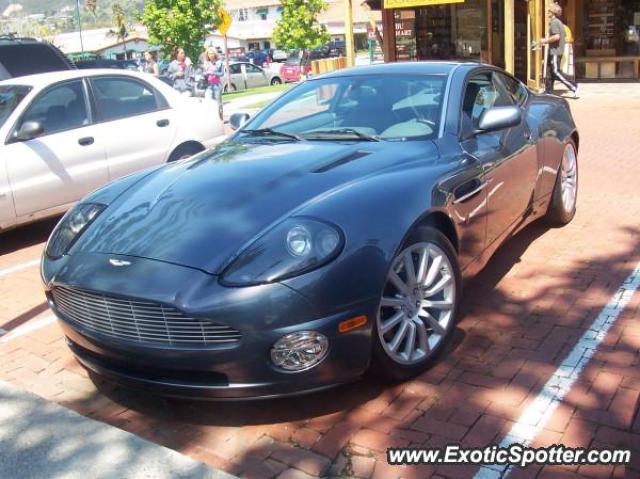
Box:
(564, 24, 574, 43)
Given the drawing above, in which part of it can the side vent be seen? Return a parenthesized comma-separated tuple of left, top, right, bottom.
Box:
(312, 151, 371, 173)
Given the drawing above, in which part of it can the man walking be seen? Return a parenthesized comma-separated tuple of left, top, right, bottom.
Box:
(541, 4, 579, 98)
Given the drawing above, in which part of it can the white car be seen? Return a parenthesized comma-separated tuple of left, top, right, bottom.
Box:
(222, 62, 282, 92)
(0, 69, 224, 231)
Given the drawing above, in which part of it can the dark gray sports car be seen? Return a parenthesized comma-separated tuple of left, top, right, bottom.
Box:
(41, 62, 578, 399)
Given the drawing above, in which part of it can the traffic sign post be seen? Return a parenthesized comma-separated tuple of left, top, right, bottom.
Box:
(219, 8, 232, 94)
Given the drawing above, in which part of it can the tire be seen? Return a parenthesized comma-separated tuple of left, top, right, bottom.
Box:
(270, 77, 282, 86)
(167, 143, 204, 163)
(223, 83, 237, 93)
(371, 226, 461, 381)
(545, 139, 578, 226)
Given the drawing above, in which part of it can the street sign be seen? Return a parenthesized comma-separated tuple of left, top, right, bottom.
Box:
(219, 8, 232, 36)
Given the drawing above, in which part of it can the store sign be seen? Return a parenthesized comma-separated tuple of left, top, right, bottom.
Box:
(384, 0, 464, 9)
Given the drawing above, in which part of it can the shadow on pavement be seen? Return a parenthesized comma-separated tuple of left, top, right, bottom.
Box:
(0, 216, 60, 256)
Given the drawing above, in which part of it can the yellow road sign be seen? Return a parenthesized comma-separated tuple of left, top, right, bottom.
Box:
(219, 8, 232, 36)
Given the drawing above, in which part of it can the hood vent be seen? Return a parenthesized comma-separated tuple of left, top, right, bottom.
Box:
(312, 150, 371, 173)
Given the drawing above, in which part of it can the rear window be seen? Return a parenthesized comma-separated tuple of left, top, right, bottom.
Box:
(0, 44, 72, 80)
(0, 85, 31, 128)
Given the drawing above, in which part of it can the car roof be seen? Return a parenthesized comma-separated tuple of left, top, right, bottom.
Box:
(317, 61, 480, 79)
(0, 68, 151, 87)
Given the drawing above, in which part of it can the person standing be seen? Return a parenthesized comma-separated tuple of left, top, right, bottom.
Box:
(540, 4, 579, 98)
(202, 47, 223, 105)
(142, 51, 159, 77)
(167, 47, 193, 95)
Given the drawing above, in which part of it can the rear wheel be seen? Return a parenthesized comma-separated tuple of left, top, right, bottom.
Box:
(371, 227, 461, 381)
(270, 77, 282, 85)
(167, 143, 204, 163)
(545, 139, 578, 225)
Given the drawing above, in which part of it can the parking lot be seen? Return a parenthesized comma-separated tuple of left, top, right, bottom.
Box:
(1, 85, 640, 479)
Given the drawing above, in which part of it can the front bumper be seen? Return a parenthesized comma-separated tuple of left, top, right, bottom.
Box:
(44, 253, 376, 399)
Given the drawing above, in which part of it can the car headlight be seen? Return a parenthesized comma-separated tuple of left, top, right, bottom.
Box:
(221, 217, 344, 286)
(270, 331, 329, 372)
(46, 203, 105, 259)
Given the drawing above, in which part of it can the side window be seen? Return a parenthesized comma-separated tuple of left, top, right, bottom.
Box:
(229, 64, 242, 75)
(91, 77, 160, 122)
(20, 80, 88, 135)
(245, 64, 262, 74)
(461, 73, 513, 135)
(496, 73, 528, 105)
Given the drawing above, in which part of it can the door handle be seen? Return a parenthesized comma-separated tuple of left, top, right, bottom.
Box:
(78, 136, 94, 146)
(453, 179, 488, 204)
(156, 119, 170, 127)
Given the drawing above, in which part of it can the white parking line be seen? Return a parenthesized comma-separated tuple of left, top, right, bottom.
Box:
(474, 260, 640, 479)
(0, 315, 56, 344)
(0, 259, 41, 278)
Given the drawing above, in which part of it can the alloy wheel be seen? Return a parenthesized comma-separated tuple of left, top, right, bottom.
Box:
(377, 242, 456, 365)
(561, 143, 577, 213)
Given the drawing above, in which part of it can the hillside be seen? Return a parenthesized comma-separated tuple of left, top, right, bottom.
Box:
(1, 0, 142, 19)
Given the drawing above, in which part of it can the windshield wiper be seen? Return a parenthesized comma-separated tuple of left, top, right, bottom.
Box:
(240, 128, 302, 141)
(302, 128, 380, 142)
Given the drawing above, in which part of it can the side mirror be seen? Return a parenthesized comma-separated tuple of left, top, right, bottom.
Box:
(229, 112, 250, 130)
(14, 121, 44, 141)
(476, 106, 522, 133)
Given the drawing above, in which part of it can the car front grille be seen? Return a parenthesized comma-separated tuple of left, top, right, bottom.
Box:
(51, 286, 241, 346)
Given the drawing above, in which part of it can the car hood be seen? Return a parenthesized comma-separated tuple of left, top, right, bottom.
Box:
(74, 139, 439, 274)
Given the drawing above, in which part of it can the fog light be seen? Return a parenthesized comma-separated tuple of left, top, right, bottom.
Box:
(270, 331, 329, 372)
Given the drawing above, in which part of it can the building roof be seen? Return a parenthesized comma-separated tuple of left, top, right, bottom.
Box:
(53, 26, 149, 54)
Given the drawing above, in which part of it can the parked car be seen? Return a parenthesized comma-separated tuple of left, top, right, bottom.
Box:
(271, 49, 288, 62)
(74, 59, 139, 71)
(0, 34, 73, 80)
(279, 54, 312, 82)
(221, 62, 282, 92)
(41, 62, 579, 399)
(327, 40, 346, 57)
(0, 69, 224, 231)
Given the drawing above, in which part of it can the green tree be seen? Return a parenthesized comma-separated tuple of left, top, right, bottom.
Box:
(273, 0, 330, 51)
(141, 0, 222, 61)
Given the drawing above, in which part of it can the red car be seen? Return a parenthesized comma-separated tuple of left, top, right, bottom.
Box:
(280, 56, 312, 82)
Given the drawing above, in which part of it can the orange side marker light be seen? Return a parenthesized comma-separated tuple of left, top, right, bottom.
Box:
(338, 315, 368, 333)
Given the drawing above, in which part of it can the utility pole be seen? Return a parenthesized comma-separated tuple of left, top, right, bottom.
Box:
(344, 0, 354, 67)
(75, 0, 84, 53)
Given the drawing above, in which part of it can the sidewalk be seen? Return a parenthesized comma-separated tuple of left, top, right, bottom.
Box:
(0, 380, 237, 479)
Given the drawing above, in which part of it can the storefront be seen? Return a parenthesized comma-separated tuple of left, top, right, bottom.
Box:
(563, 0, 640, 80)
(372, 0, 639, 89)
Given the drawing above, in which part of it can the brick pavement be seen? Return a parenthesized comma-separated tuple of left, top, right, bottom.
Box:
(1, 87, 640, 479)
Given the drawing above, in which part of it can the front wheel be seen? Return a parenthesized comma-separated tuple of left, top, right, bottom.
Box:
(371, 227, 461, 381)
(167, 143, 204, 163)
(270, 77, 282, 85)
(545, 139, 578, 225)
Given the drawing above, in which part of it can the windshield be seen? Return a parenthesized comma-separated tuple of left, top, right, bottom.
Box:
(0, 85, 31, 129)
(245, 74, 446, 141)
